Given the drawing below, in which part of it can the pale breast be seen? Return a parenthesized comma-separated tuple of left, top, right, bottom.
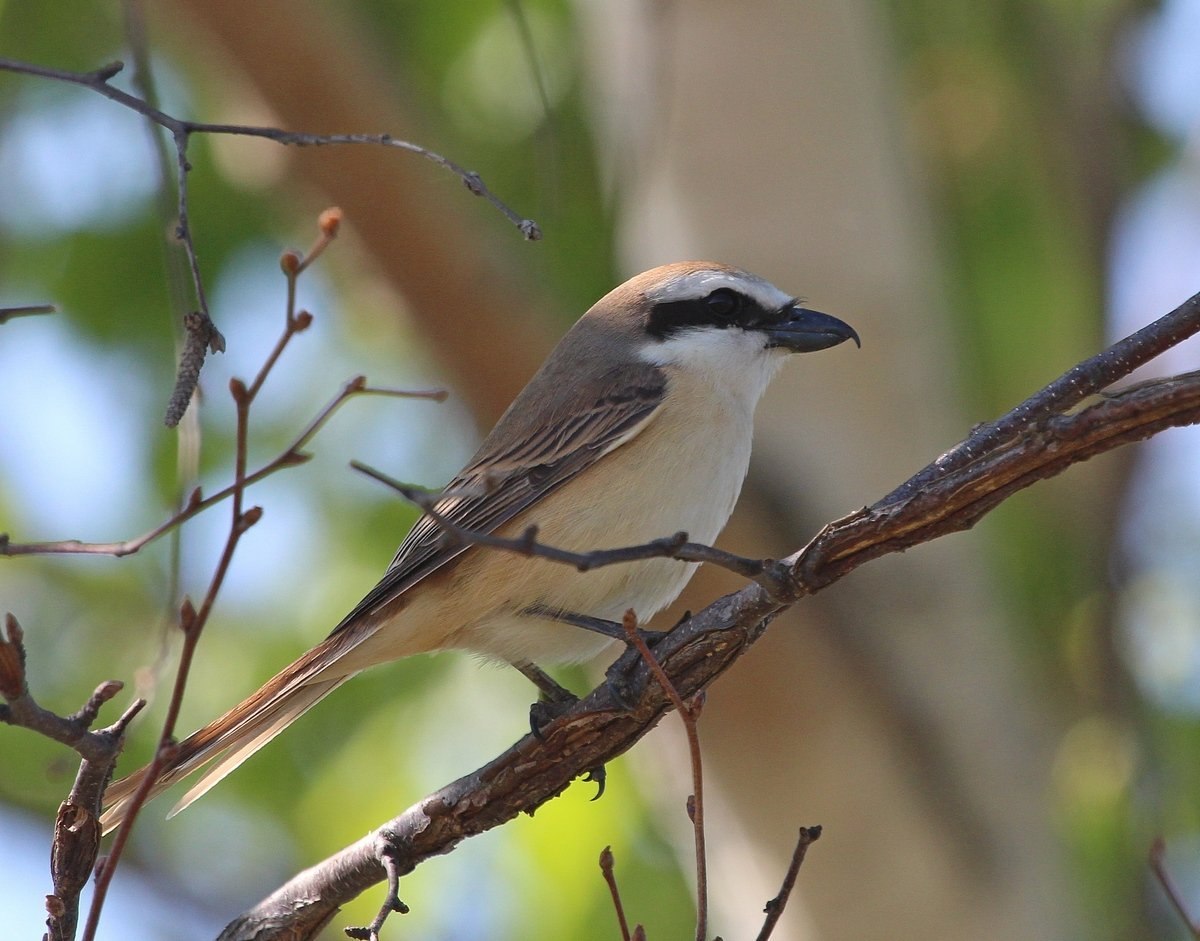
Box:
(448, 370, 757, 664)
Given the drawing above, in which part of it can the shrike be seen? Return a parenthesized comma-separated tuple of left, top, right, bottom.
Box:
(101, 261, 858, 831)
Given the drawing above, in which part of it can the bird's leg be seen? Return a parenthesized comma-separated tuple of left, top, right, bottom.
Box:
(513, 659, 579, 740)
(512, 659, 607, 799)
(515, 660, 577, 704)
(524, 603, 667, 645)
(522, 603, 671, 711)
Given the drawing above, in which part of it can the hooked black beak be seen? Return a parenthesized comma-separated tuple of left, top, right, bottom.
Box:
(764, 306, 860, 353)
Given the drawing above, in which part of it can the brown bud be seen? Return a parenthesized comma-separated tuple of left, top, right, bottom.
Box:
(179, 597, 197, 634)
(319, 207, 343, 237)
(279, 249, 302, 275)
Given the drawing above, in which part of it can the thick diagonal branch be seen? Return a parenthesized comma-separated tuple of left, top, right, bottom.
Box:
(217, 291, 1200, 941)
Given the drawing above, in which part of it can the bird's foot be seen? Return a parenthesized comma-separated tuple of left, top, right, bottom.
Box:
(514, 660, 580, 739)
(582, 764, 606, 800)
(603, 614, 688, 708)
(528, 695, 579, 739)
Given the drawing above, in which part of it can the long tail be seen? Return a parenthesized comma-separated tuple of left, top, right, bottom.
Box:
(100, 634, 354, 834)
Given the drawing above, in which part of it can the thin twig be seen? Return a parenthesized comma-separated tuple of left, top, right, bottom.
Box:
(0, 57, 540, 240)
(0, 54, 535, 425)
(80, 226, 325, 937)
(0, 303, 56, 324)
(1, 614, 146, 941)
(599, 846, 633, 941)
(0, 615, 140, 762)
(78, 229, 432, 941)
(82, 489, 262, 938)
(344, 844, 410, 941)
(755, 826, 822, 941)
(881, 289, 1200, 505)
(349, 461, 783, 592)
(1149, 837, 1200, 940)
(620, 611, 708, 941)
(0, 383, 444, 559)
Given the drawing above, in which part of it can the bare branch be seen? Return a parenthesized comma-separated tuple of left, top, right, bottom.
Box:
(620, 611, 709, 941)
(0, 55, 534, 424)
(756, 826, 822, 941)
(350, 461, 788, 594)
(599, 846, 633, 941)
(882, 289, 1200, 505)
(792, 367, 1200, 592)
(1149, 838, 1200, 940)
(1, 614, 146, 940)
(0, 303, 56, 324)
(0, 57, 541, 240)
(81, 234, 349, 939)
(0, 382, 444, 559)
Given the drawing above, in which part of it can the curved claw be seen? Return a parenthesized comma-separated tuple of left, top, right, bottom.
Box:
(529, 697, 578, 740)
(584, 765, 607, 800)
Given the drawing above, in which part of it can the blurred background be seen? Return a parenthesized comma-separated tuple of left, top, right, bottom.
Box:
(2, 1, 1200, 938)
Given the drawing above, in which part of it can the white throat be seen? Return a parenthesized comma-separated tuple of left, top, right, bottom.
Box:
(636, 327, 788, 417)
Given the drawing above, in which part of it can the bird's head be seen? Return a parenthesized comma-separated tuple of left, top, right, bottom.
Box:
(585, 261, 859, 392)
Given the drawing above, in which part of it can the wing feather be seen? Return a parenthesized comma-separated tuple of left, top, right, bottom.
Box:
(328, 365, 666, 636)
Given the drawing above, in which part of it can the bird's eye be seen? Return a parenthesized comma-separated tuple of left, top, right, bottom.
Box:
(705, 289, 741, 319)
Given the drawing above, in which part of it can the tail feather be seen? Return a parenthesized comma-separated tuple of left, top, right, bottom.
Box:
(167, 677, 346, 817)
(100, 635, 354, 834)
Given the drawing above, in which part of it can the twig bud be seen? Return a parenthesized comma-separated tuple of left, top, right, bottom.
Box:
(229, 377, 248, 402)
(241, 506, 264, 529)
(93, 61, 124, 82)
(111, 698, 147, 735)
(293, 310, 314, 331)
(5, 612, 24, 646)
(279, 250, 302, 275)
(93, 680, 123, 705)
(179, 597, 197, 634)
(599, 845, 614, 872)
(0, 615, 26, 699)
(318, 207, 342, 238)
(462, 171, 484, 195)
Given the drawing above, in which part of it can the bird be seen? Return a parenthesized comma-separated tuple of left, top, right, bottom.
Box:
(100, 261, 858, 832)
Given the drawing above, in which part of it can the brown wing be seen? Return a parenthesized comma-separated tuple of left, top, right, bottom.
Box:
(328, 364, 666, 635)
